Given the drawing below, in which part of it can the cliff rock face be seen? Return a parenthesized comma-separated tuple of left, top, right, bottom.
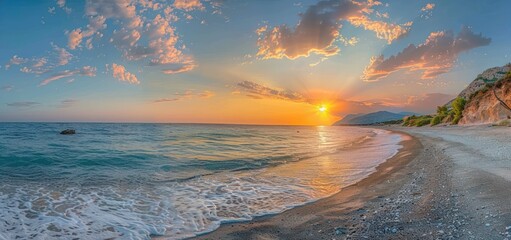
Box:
(459, 78, 511, 125)
(457, 65, 510, 100)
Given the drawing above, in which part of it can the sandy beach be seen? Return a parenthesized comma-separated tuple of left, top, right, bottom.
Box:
(195, 125, 511, 239)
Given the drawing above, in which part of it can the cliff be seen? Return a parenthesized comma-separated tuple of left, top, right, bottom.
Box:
(459, 76, 511, 125)
(446, 65, 510, 107)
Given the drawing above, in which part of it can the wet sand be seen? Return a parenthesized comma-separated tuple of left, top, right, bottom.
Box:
(194, 126, 511, 240)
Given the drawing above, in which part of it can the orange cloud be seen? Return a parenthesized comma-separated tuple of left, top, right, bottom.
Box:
(363, 27, 491, 81)
(66, 1, 196, 74)
(236, 81, 307, 102)
(421, 3, 435, 12)
(110, 63, 140, 84)
(348, 16, 412, 44)
(161, 62, 196, 74)
(154, 90, 215, 103)
(256, 0, 412, 59)
(39, 66, 96, 86)
(173, 0, 204, 11)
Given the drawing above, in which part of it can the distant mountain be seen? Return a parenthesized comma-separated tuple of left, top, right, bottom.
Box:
(333, 111, 415, 126)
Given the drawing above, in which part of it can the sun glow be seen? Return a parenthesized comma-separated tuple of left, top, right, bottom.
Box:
(318, 105, 328, 113)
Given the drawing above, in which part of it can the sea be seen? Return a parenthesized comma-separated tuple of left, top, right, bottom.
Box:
(0, 123, 403, 239)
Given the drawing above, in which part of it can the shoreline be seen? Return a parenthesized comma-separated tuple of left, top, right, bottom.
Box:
(193, 126, 511, 239)
(193, 129, 421, 239)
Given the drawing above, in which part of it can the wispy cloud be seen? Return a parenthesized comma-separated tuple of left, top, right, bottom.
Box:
(256, 0, 412, 60)
(57, 99, 79, 108)
(153, 90, 215, 103)
(2, 85, 13, 92)
(7, 101, 40, 107)
(161, 63, 196, 74)
(236, 80, 306, 102)
(5, 43, 73, 75)
(39, 66, 96, 86)
(5, 55, 28, 70)
(363, 27, 491, 81)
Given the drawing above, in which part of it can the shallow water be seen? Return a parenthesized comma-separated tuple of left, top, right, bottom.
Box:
(0, 123, 402, 239)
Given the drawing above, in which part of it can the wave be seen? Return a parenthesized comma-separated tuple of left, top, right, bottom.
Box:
(0, 124, 403, 239)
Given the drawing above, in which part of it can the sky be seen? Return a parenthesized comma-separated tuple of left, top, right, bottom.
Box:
(1, 0, 510, 125)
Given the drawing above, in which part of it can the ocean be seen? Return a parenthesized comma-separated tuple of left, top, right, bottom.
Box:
(0, 123, 403, 239)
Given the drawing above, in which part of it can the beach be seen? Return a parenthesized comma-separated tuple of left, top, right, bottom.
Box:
(195, 125, 511, 239)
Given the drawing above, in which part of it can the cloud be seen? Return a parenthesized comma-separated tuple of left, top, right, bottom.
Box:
(68, 15, 107, 49)
(57, 99, 79, 108)
(52, 43, 73, 66)
(161, 62, 196, 74)
(348, 16, 412, 44)
(19, 58, 49, 74)
(57, 0, 66, 8)
(7, 102, 40, 107)
(2, 85, 13, 92)
(6, 44, 73, 76)
(5, 55, 28, 69)
(256, 0, 412, 59)
(153, 98, 180, 103)
(173, 0, 205, 11)
(56, 0, 71, 14)
(420, 3, 435, 19)
(39, 66, 97, 86)
(421, 3, 435, 12)
(197, 90, 215, 98)
(236, 80, 307, 102)
(68, 29, 83, 50)
(153, 90, 215, 103)
(109, 63, 140, 84)
(363, 27, 491, 81)
(62, 0, 205, 75)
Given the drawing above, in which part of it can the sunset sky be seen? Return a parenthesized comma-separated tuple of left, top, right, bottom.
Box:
(1, 0, 510, 125)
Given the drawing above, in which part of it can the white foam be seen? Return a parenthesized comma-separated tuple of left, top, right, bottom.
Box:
(0, 128, 403, 240)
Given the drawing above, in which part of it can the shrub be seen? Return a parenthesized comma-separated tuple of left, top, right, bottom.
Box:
(494, 119, 511, 126)
(436, 106, 448, 116)
(451, 97, 466, 124)
(415, 118, 432, 127)
(431, 115, 442, 126)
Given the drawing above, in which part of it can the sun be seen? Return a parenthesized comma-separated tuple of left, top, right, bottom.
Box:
(318, 105, 328, 113)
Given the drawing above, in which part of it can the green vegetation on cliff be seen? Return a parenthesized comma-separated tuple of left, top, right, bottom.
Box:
(403, 97, 467, 127)
(451, 97, 467, 124)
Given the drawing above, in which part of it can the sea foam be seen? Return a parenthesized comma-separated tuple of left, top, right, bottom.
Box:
(0, 124, 402, 239)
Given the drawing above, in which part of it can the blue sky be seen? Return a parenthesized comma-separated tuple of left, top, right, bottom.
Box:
(1, 0, 510, 125)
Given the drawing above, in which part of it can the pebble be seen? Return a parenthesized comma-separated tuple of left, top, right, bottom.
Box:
(335, 227, 347, 235)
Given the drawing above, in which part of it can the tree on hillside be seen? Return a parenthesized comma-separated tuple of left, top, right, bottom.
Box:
(452, 97, 466, 124)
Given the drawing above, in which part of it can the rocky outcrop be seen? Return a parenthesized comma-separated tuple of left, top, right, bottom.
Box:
(60, 129, 76, 135)
(459, 77, 511, 125)
(447, 64, 510, 106)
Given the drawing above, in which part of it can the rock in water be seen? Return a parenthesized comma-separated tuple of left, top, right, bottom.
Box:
(60, 129, 76, 135)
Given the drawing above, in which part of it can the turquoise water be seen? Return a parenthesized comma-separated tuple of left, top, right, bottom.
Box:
(0, 123, 402, 239)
